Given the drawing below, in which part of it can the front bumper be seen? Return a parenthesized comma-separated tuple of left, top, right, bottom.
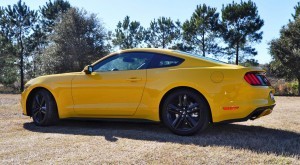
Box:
(21, 89, 30, 116)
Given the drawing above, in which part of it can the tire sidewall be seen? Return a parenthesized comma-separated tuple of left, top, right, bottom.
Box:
(31, 89, 58, 126)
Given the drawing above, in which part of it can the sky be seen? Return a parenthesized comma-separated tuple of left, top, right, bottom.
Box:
(0, 0, 299, 64)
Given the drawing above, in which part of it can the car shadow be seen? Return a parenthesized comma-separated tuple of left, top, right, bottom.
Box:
(23, 119, 300, 157)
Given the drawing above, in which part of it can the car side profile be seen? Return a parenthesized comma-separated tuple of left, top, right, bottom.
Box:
(21, 48, 276, 135)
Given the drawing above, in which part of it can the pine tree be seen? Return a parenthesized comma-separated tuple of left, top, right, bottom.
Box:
(292, 2, 300, 19)
(183, 4, 221, 56)
(25, 0, 71, 78)
(0, 7, 18, 87)
(112, 16, 144, 49)
(40, 0, 71, 34)
(145, 17, 181, 48)
(221, 0, 264, 65)
(5, 0, 38, 91)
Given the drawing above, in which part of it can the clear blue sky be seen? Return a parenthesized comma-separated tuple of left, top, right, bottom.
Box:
(1, 0, 298, 64)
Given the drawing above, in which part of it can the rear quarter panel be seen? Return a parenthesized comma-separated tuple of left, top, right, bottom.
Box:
(135, 65, 275, 122)
(134, 66, 219, 121)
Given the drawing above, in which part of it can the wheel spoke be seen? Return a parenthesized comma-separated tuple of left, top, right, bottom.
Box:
(33, 110, 43, 123)
(32, 107, 40, 113)
(33, 109, 40, 117)
(173, 116, 184, 129)
(38, 111, 44, 121)
(188, 103, 199, 110)
(40, 106, 47, 114)
(183, 94, 188, 107)
(178, 95, 182, 107)
(184, 118, 193, 128)
(168, 104, 180, 114)
(35, 95, 41, 106)
(188, 103, 199, 114)
(41, 97, 45, 106)
(186, 115, 197, 127)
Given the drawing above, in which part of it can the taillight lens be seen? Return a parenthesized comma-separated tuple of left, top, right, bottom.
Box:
(244, 72, 271, 86)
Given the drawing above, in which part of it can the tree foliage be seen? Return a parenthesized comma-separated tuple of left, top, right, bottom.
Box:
(40, 0, 71, 34)
(0, 7, 18, 87)
(182, 4, 221, 56)
(269, 17, 300, 95)
(42, 8, 108, 74)
(145, 17, 180, 48)
(23, 0, 71, 78)
(5, 0, 38, 91)
(292, 2, 300, 20)
(112, 16, 144, 49)
(0, 0, 270, 92)
(221, 0, 264, 64)
(240, 59, 259, 67)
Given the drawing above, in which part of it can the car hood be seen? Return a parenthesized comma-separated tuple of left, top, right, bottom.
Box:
(25, 72, 82, 90)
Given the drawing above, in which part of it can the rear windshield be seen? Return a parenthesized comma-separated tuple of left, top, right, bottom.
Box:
(172, 50, 227, 64)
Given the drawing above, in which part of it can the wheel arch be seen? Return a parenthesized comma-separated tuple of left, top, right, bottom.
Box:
(158, 86, 212, 123)
(26, 87, 58, 117)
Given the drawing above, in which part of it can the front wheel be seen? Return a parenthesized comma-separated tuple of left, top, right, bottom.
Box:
(161, 89, 210, 135)
(30, 89, 59, 126)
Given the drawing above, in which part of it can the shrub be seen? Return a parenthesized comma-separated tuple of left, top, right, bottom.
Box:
(271, 78, 299, 96)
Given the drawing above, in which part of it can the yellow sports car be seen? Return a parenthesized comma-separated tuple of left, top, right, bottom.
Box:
(21, 48, 275, 135)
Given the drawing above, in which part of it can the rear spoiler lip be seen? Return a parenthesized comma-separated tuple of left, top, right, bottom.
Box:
(242, 67, 266, 73)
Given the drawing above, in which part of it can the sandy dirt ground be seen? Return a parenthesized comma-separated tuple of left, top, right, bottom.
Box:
(0, 95, 299, 164)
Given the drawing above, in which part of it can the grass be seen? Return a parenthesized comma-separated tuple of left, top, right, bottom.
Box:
(0, 94, 299, 164)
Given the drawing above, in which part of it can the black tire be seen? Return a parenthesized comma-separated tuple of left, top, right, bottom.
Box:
(161, 89, 210, 135)
(29, 89, 59, 126)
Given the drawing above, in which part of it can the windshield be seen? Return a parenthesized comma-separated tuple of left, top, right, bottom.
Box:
(172, 50, 227, 64)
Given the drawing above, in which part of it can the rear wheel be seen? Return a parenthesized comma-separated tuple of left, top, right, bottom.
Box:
(30, 89, 58, 126)
(162, 89, 209, 135)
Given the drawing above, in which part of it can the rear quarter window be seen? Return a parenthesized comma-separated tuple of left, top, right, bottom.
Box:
(148, 54, 184, 69)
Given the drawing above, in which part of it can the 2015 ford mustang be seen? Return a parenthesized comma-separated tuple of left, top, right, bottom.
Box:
(21, 48, 276, 135)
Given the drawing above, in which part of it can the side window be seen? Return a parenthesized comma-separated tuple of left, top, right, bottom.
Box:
(93, 52, 153, 72)
(148, 54, 184, 69)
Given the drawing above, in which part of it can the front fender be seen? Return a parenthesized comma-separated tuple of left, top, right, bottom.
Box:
(21, 73, 79, 118)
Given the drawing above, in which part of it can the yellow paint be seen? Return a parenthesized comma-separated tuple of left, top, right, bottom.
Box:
(21, 48, 275, 122)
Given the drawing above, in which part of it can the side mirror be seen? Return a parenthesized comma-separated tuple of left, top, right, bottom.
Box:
(83, 65, 93, 74)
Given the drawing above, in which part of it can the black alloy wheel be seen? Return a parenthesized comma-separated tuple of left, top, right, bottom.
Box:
(30, 89, 58, 126)
(162, 89, 209, 135)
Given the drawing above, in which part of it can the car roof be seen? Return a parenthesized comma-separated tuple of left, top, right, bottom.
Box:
(120, 48, 231, 67)
(93, 48, 241, 68)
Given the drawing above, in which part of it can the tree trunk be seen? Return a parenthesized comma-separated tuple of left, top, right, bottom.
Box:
(162, 32, 165, 48)
(19, 31, 24, 92)
(20, 53, 24, 91)
(235, 43, 239, 65)
(202, 31, 205, 57)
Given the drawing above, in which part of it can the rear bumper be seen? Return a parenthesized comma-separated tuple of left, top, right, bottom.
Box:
(217, 104, 276, 123)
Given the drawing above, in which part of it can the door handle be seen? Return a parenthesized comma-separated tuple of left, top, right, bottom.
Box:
(126, 77, 142, 82)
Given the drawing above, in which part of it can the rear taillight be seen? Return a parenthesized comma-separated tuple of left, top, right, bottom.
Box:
(244, 72, 271, 86)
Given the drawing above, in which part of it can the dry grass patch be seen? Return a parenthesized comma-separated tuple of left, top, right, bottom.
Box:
(0, 95, 299, 164)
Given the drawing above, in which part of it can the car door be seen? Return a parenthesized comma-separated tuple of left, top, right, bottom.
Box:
(71, 52, 153, 116)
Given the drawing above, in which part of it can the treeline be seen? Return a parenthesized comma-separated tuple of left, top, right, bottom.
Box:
(268, 2, 300, 96)
(0, 0, 299, 95)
